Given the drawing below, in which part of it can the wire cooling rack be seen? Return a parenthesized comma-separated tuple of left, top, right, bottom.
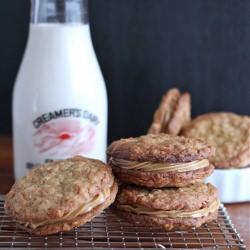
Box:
(0, 195, 245, 249)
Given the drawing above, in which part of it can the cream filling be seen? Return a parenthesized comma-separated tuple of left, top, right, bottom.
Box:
(117, 199, 220, 218)
(22, 178, 114, 229)
(111, 158, 210, 172)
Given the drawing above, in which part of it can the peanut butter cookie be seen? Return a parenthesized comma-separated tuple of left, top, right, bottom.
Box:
(115, 183, 219, 231)
(148, 88, 191, 135)
(164, 92, 191, 135)
(181, 112, 250, 169)
(107, 134, 215, 187)
(4, 156, 118, 235)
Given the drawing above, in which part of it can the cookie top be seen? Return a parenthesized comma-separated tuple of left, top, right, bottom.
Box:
(181, 112, 250, 168)
(116, 182, 218, 211)
(5, 157, 113, 223)
(107, 133, 215, 163)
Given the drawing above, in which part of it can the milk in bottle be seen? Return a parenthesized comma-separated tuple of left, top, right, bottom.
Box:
(12, 0, 107, 179)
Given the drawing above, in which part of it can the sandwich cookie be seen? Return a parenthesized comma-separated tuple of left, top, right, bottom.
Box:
(107, 133, 215, 187)
(4, 156, 118, 235)
(148, 88, 191, 136)
(115, 183, 220, 231)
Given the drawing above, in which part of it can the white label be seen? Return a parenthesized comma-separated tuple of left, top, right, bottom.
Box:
(26, 108, 100, 169)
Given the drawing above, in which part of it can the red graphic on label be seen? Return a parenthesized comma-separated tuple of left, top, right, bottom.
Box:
(33, 118, 95, 157)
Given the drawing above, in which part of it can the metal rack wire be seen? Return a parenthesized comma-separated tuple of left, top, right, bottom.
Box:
(0, 195, 245, 249)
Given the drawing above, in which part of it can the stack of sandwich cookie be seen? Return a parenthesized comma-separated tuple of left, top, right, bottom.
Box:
(107, 133, 220, 231)
(4, 156, 118, 235)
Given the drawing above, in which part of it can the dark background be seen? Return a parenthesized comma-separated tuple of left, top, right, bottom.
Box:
(0, 0, 249, 143)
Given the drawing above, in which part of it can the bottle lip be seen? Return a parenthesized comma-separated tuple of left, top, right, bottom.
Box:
(30, 0, 89, 24)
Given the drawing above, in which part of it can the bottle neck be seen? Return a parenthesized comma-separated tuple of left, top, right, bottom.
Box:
(30, 0, 89, 24)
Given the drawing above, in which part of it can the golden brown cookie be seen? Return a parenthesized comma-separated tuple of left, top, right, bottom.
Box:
(4, 156, 118, 235)
(148, 88, 191, 135)
(181, 112, 250, 169)
(107, 134, 215, 187)
(115, 183, 220, 231)
(164, 92, 191, 135)
(148, 88, 180, 134)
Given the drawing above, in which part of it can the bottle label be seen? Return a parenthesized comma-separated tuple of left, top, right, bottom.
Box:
(31, 108, 100, 158)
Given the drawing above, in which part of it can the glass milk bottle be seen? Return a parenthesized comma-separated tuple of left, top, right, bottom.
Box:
(12, 0, 107, 179)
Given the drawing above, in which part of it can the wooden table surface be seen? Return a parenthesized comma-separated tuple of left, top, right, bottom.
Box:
(0, 135, 249, 249)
